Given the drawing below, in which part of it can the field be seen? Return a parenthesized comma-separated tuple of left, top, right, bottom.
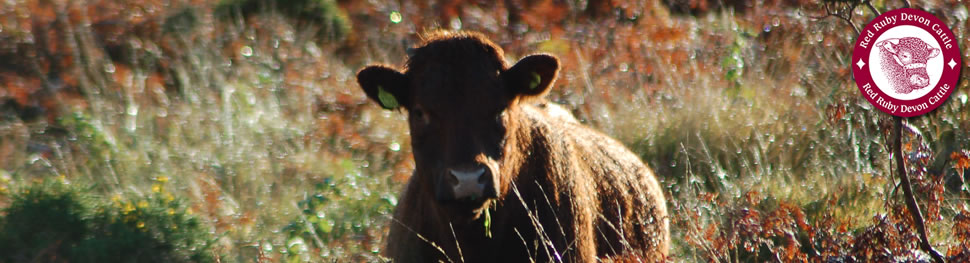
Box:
(1, 0, 969, 262)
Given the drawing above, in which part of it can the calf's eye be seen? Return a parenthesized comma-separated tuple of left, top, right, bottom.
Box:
(411, 108, 432, 126)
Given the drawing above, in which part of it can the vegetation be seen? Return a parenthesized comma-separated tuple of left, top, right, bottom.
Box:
(0, 179, 216, 262)
(0, 0, 968, 262)
(214, 0, 350, 41)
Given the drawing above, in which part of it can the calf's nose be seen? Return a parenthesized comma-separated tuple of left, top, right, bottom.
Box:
(449, 167, 487, 200)
(910, 74, 929, 87)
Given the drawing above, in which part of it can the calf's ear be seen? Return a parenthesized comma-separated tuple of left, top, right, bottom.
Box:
(357, 66, 409, 109)
(928, 48, 940, 59)
(878, 38, 899, 54)
(503, 54, 560, 98)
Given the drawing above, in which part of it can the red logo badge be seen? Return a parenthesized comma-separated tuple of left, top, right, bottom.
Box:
(853, 8, 962, 117)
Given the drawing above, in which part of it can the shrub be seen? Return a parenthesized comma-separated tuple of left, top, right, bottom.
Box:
(0, 180, 217, 263)
(281, 163, 397, 261)
(215, 0, 350, 41)
(0, 180, 91, 262)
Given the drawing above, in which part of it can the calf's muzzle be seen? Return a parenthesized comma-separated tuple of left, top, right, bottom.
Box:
(434, 165, 498, 202)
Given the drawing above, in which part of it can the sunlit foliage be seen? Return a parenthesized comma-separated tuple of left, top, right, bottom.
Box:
(0, 0, 968, 261)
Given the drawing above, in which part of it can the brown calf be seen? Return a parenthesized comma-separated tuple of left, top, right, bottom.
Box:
(356, 31, 669, 262)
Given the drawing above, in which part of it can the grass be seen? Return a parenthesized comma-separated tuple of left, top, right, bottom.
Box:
(1, 0, 969, 262)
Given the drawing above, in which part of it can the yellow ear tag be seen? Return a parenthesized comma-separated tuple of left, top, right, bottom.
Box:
(529, 72, 541, 90)
(377, 85, 398, 109)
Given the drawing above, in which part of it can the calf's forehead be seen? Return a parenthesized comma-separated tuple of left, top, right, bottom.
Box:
(411, 65, 507, 112)
(404, 35, 510, 111)
(899, 39, 933, 54)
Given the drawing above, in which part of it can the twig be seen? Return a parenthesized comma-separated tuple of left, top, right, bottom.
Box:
(449, 223, 465, 263)
(865, 1, 881, 17)
(811, 1, 862, 35)
(892, 117, 944, 263)
(389, 217, 456, 263)
(509, 180, 561, 262)
(294, 201, 326, 251)
(514, 228, 538, 263)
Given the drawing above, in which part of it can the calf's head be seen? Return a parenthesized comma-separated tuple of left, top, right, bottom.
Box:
(356, 32, 559, 213)
(877, 37, 940, 90)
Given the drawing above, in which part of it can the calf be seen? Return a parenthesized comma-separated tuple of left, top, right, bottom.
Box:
(356, 31, 669, 262)
(875, 37, 940, 94)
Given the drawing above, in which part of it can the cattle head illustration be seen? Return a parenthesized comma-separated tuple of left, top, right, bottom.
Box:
(875, 37, 941, 94)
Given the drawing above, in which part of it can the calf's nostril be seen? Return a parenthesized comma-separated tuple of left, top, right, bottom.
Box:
(449, 168, 486, 184)
(478, 170, 490, 183)
(446, 172, 459, 186)
(910, 75, 928, 86)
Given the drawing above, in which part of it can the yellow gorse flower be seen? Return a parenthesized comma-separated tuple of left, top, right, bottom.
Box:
(123, 203, 136, 214)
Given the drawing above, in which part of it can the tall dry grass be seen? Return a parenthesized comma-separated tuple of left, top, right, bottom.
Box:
(0, 0, 968, 262)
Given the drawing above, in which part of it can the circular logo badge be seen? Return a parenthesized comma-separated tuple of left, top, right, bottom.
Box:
(853, 8, 962, 117)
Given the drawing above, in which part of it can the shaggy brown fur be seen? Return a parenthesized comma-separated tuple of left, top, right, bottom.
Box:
(356, 31, 669, 263)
